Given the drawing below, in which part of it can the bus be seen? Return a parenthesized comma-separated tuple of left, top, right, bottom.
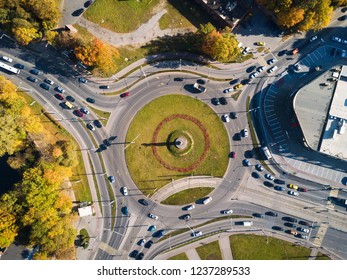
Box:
(0, 61, 20, 74)
(260, 146, 272, 160)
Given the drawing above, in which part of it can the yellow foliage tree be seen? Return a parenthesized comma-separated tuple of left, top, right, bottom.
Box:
(277, 7, 305, 28)
(12, 27, 39, 45)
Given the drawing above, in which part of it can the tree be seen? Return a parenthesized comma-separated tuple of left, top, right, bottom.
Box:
(277, 7, 305, 28)
(74, 38, 102, 67)
(0, 193, 19, 248)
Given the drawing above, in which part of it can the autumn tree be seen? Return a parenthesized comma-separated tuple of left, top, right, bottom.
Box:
(277, 7, 305, 28)
(0, 192, 19, 248)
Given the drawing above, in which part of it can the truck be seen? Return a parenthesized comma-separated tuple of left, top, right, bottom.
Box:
(260, 146, 272, 160)
(242, 221, 253, 226)
(193, 82, 206, 92)
(64, 101, 74, 109)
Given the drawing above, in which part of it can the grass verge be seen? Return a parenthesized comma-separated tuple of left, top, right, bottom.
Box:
(168, 252, 189, 260)
(161, 187, 214, 205)
(196, 240, 222, 260)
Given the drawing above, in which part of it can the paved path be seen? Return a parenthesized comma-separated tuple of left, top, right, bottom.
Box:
(219, 236, 233, 260)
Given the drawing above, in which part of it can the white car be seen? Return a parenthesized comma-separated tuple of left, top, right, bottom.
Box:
(139, 239, 146, 246)
(122, 186, 128, 196)
(298, 227, 310, 233)
(148, 213, 158, 220)
(268, 65, 278, 73)
(186, 205, 195, 211)
(294, 64, 301, 70)
(44, 78, 54, 85)
(221, 209, 233, 214)
(243, 128, 248, 137)
(80, 107, 90, 115)
(86, 123, 95, 131)
(268, 58, 277, 65)
(191, 231, 202, 237)
(342, 39, 347, 45)
(223, 88, 233, 93)
(309, 36, 318, 42)
(265, 174, 274, 180)
(257, 66, 265, 73)
(332, 36, 342, 43)
(222, 114, 230, 123)
(2, 56, 12, 62)
(250, 72, 259, 79)
(288, 190, 299, 196)
(55, 86, 65, 93)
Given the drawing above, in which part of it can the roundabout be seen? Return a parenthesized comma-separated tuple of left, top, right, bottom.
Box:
(125, 94, 230, 195)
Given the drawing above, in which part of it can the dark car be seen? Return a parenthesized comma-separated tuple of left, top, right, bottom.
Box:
(120, 92, 130, 98)
(136, 252, 144, 260)
(243, 159, 250, 166)
(274, 186, 285, 191)
(156, 230, 166, 238)
(196, 79, 206, 84)
(103, 139, 111, 146)
(298, 187, 308, 192)
(86, 97, 95, 103)
(338, 15, 347, 21)
(272, 226, 284, 231)
(72, 8, 84, 16)
(99, 143, 107, 150)
(138, 199, 149, 206)
(263, 181, 274, 188)
(30, 69, 40, 75)
(174, 77, 183, 81)
(144, 240, 154, 249)
(66, 96, 75, 102)
(94, 120, 102, 128)
(14, 63, 25, 69)
(129, 250, 138, 258)
(211, 97, 220, 105)
(230, 112, 237, 119)
(246, 65, 256, 73)
(179, 214, 191, 221)
(79, 77, 87, 83)
(27, 76, 38, 83)
(284, 222, 296, 228)
(299, 221, 310, 226)
(84, 0, 93, 8)
(241, 79, 251, 85)
(55, 94, 64, 100)
(253, 213, 265, 218)
(99, 85, 110, 89)
(40, 83, 50, 90)
(108, 176, 115, 183)
(233, 133, 241, 141)
(252, 172, 260, 178)
(274, 179, 285, 185)
(265, 211, 278, 217)
(282, 217, 297, 223)
(121, 206, 129, 215)
(219, 97, 228, 105)
(74, 109, 84, 117)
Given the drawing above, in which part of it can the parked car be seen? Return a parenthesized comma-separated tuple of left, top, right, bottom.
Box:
(274, 179, 285, 185)
(157, 230, 166, 238)
(121, 206, 129, 215)
(267, 58, 277, 65)
(297, 227, 310, 233)
(265, 211, 278, 217)
(212, 97, 220, 105)
(243, 159, 250, 166)
(219, 97, 228, 105)
(148, 213, 158, 220)
(257, 66, 265, 73)
(94, 120, 102, 128)
(265, 174, 274, 180)
(282, 217, 297, 223)
(223, 88, 233, 93)
(252, 171, 260, 178)
(299, 221, 310, 226)
(139, 239, 146, 247)
(288, 190, 299, 196)
(242, 128, 248, 137)
(255, 164, 264, 171)
(230, 112, 237, 119)
(136, 252, 144, 260)
(234, 83, 243, 90)
(332, 36, 342, 43)
(79, 77, 87, 83)
(288, 184, 298, 190)
(99, 85, 110, 89)
(148, 225, 156, 232)
(264, 181, 274, 188)
(309, 36, 318, 42)
(274, 186, 285, 191)
(129, 250, 139, 258)
(145, 240, 154, 248)
(268, 65, 278, 73)
(230, 151, 236, 158)
(272, 226, 284, 231)
(298, 187, 308, 192)
(255, 41, 265, 46)
(284, 222, 296, 228)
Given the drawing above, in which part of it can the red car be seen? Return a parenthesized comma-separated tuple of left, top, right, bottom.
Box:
(230, 151, 236, 158)
(74, 109, 84, 117)
(55, 94, 64, 100)
(120, 92, 130, 98)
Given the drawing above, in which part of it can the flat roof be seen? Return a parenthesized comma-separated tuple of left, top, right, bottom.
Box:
(329, 66, 347, 120)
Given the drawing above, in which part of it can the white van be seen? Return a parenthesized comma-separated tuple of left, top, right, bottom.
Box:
(242, 221, 253, 226)
(2, 56, 13, 63)
(202, 197, 212, 205)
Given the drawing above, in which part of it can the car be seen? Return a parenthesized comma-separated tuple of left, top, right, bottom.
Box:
(108, 175, 115, 183)
(120, 92, 130, 98)
(40, 83, 50, 90)
(274, 186, 285, 191)
(86, 97, 95, 103)
(179, 214, 191, 220)
(139, 199, 149, 206)
(221, 209, 233, 214)
(284, 222, 296, 228)
(139, 239, 146, 246)
(272, 226, 284, 231)
(342, 39, 347, 45)
(233, 133, 241, 141)
(252, 171, 260, 178)
(121, 186, 128, 196)
(55, 86, 65, 93)
(80, 107, 90, 115)
(84, 0, 93, 8)
(87, 123, 95, 131)
(230, 112, 237, 119)
(174, 77, 184, 81)
(121, 206, 129, 215)
(94, 120, 102, 128)
(257, 66, 265, 73)
(250, 72, 259, 79)
(222, 114, 230, 123)
(241, 78, 251, 85)
(294, 64, 301, 70)
(288, 190, 299, 196)
(230, 151, 236, 158)
(44, 78, 54, 85)
(2, 56, 12, 62)
(14, 63, 25, 69)
(242, 128, 248, 137)
(136, 252, 144, 260)
(211, 97, 220, 105)
(290, 230, 298, 236)
(242, 47, 250, 54)
(27, 76, 38, 83)
(274, 179, 285, 185)
(255, 164, 264, 171)
(298, 234, 308, 239)
(332, 36, 342, 43)
(72, 8, 84, 17)
(196, 79, 206, 84)
(157, 230, 166, 238)
(148, 213, 158, 220)
(185, 204, 195, 211)
(298, 187, 308, 192)
(99, 143, 107, 150)
(99, 85, 110, 89)
(297, 227, 309, 233)
(291, 48, 299, 55)
(234, 83, 243, 90)
(255, 41, 265, 46)
(219, 97, 228, 105)
(268, 65, 278, 73)
(148, 225, 156, 232)
(309, 36, 318, 42)
(267, 58, 276, 65)
(223, 88, 233, 93)
(283, 217, 297, 223)
(191, 231, 202, 237)
(338, 15, 347, 21)
(265, 211, 278, 217)
(299, 221, 310, 226)
(103, 139, 111, 146)
(243, 159, 250, 166)
(265, 174, 274, 180)
(74, 109, 84, 117)
(79, 77, 87, 83)
(288, 184, 298, 190)
(55, 94, 64, 101)
(129, 250, 139, 258)
(66, 96, 75, 102)
(264, 181, 274, 188)
(253, 213, 265, 218)
(30, 69, 40, 75)
(145, 240, 154, 248)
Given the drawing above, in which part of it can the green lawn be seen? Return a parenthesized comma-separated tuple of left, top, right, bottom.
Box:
(161, 187, 214, 205)
(84, 0, 161, 33)
(229, 234, 311, 260)
(125, 95, 230, 196)
(196, 240, 222, 260)
(168, 252, 189, 260)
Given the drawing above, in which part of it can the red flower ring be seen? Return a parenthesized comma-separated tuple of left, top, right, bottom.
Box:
(151, 114, 210, 172)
